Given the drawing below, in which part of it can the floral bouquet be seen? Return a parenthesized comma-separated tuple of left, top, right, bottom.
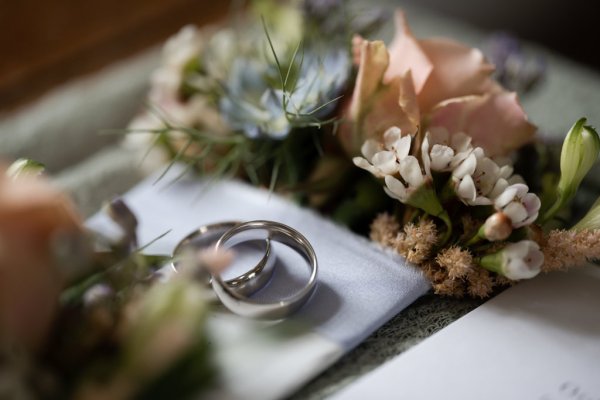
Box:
(129, 0, 600, 298)
(0, 162, 224, 398)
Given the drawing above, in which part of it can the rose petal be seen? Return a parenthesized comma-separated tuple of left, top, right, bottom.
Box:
(339, 40, 419, 155)
(385, 10, 433, 93)
(429, 92, 537, 157)
(417, 38, 498, 112)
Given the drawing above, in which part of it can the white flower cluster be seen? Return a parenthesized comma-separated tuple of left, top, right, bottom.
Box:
(353, 126, 541, 231)
(355, 126, 545, 280)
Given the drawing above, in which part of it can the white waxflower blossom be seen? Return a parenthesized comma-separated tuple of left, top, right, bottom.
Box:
(480, 240, 543, 280)
(384, 155, 427, 202)
(353, 127, 411, 178)
(494, 183, 541, 228)
(451, 147, 504, 206)
(421, 133, 454, 173)
(428, 127, 473, 154)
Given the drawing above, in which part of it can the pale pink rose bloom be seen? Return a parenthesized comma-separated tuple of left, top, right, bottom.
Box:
(0, 170, 83, 351)
(345, 10, 536, 158)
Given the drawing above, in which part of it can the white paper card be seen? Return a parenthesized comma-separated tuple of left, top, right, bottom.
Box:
(332, 267, 600, 400)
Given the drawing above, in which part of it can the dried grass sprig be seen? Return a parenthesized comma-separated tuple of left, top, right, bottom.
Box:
(541, 228, 600, 271)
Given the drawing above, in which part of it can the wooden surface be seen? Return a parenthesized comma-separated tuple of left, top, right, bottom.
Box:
(0, 0, 230, 112)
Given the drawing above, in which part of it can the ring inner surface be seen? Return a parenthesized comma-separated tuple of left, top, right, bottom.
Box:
(173, 224, 269, 284)
(216, 222, 317, 303)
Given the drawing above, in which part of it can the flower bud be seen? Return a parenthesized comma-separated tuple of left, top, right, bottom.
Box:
(558, 118, 599, 196)
(479, 240, 543, 280)
(482, 212, 513, 241)
(6, 158, 45, 179)
(544, 118, 600, 223)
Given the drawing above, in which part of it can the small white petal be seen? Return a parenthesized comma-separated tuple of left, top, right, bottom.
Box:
(383, 126, 402, 149)
(512, 183, 530, 197)
(489, 178, 509, 199)
(508, 174, 526, 184)
(353, 157, 382, 177)
(384, 175, 409, 201)
(395, 135, 412, 159)
(470, 196, 493, 206)
(472, 147, 485, 159)
(495, 185, 519, 208)
(503, 240, 543, 280)
(474, 157, 501, 196)
(372, 151, 398, 175)
(517, 213, 538, 228)
(499, 164, 514, 179)
(430, 144, 455, 171)
(450, 149, 472, 169)
(503, 202, 529, 226)
(399, 156, 424, 187)
(421, 136, 432, 178)
(361, 139, 381, 160)
(453, 153, 477, 179)
(456, 174, 477, 203)
(523, 193, 542, 215)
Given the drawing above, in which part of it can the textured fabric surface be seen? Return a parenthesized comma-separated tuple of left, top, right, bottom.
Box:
(87, 167, 432, 350)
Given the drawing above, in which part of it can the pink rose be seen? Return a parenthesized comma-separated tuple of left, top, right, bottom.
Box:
(0, 169, 83, 351)
(340, 10, 536, 157)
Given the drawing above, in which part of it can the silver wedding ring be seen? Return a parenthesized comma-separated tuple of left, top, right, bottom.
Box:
(171, 221, 275, 296)
(213, 220, 318, 320)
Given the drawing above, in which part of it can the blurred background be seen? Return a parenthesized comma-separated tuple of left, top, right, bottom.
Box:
(0, 0, 597, 113)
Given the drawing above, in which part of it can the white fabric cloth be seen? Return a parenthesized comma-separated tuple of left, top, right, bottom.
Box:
(87, 166, 430, 398)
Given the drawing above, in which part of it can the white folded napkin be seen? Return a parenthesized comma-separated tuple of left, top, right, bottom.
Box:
(87, 166, 430, 399)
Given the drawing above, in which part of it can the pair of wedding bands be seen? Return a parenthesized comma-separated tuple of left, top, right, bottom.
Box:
(172, 220, 318, 319)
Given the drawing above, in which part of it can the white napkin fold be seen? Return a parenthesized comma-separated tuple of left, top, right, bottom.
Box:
(87, 166, 430, 398)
